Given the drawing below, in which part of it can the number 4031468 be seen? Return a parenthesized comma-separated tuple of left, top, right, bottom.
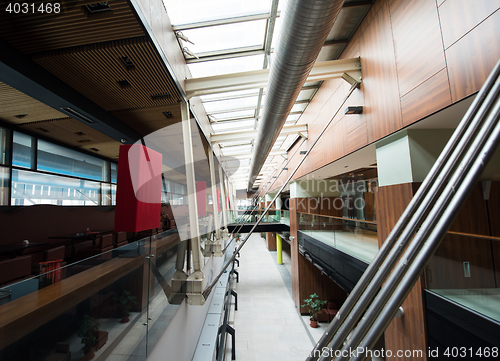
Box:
(5, 3, 61, 14)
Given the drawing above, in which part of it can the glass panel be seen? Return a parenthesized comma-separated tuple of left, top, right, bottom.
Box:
(200, 89, 259, 102)
(0, 238, 164, 361)
(37, 140, 105, 181)
(11, 169, 100, 206)
(210, 109, 255, 121)
(188, 54, 265, 78)
(163, 0, 270, 25)
(110, 162, 117, 183)
(291, 103, 308, 113)
(0, 127, 9, 165)
(182, 20, 266, 54)
(298, 213, 378, 263)
(297, 89, 316, 101)
(12, 132, 33, 169)
(102, 183, 111, 206)
(211, 119, 255, 133)
(0, 166, 9, 205)
(111, 184, 116, 205)
(426, 234, 500, 323)
(203, 96, 259, 113)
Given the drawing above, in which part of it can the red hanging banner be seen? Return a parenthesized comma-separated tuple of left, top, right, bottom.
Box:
(114, 144, 162, 232)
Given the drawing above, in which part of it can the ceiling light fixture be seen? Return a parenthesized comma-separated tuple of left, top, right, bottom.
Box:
(60, 107, 96, 124)
(120, 56, 135, 70)
(163, 111, 174, 118)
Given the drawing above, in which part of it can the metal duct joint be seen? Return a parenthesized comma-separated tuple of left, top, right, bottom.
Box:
(247, 0, 345, 191)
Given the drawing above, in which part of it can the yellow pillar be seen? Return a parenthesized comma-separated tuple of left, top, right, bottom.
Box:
(276, 234, 283, 265)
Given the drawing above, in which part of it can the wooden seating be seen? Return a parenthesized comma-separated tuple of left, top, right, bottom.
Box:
(0, 255, 32, 286)
(77, 235, 114, 260)
(44, 246, 65, 262)
(114, 232, 128, 248)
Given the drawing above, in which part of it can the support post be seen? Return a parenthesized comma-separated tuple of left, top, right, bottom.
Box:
(276, 234, 283, 265)
(181, 101, 205, 305)
(219, 165, 229, 240)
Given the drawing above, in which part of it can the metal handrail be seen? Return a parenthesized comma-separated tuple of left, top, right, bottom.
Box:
(309, 59, 500, 361)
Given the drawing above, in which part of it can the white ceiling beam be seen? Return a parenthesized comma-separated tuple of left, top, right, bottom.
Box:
(211, 123, 307, 143)
(173, 12, 281, 31)
(186, 57, 361, 99)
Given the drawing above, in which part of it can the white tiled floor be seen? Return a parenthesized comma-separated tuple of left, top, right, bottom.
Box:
(224, 233, 317, 361)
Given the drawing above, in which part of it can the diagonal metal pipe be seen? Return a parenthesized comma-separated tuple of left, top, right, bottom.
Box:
(247, 0, 346, 191)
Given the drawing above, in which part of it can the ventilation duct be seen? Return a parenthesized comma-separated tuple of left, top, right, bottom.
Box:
(247, 0, 345, 190)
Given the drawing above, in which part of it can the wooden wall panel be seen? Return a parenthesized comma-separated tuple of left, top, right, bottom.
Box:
(488, 181, 500, 237)
(401, 68, 452, 127)
(266, 232, 277, 251)
(445, 10, 500, 102)
(360, 1, 402, 143)
(390, 0, 447, 97)
(375, 182, 428, 358)
(438, 0, 499, 49)
(345, 122, 368, 154)
(289, 198, 301, 308)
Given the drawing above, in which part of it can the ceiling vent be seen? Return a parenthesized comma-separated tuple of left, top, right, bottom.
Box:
(60, 107, 96, 124)
(163, 111, 173, 118)
(152, 93, 171, 100)
(74, 131, 86, 136)
(90, 148, 99, 152)
(36, 127, 50, 133)
(85, 2, 111, 14)
(14, 114, 28, 119)
(118, 80, 131, 89)
(120, 56, 135, 70)
(77, 139, 92, 143)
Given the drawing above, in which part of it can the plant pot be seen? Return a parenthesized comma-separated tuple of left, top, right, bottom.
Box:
(310, 319, 318, 328)
(81, 347, 95, 360)
(120, 315, 130, 323)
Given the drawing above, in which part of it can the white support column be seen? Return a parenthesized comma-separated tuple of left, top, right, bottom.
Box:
(181, 101, 203, 278)
(208, 150, 221, 240)
(218, 165, 229, 239)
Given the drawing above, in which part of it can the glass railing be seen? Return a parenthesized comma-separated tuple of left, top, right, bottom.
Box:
(425, 233, 500, 324)
(298, 212, 378, 263)
(229, 209, 283, 224)
(0, 229, 188, 361)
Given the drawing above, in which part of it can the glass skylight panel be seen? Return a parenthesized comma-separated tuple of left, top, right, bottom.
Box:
(182, 20, 267, 55)
(163, 0, 271, 26)
(200, 89, 259, 102)
(211, 109, 255, 121)
(286, 113, 301, 123)
(221, 144, 252, 154)
(291, 103, 308, 113)
(271, 16, 283, 51)
(203, 96, 259, 113)
(188, 54, 265, 78)
(212, 119, 254, 133)
(297, 89, 316, 101)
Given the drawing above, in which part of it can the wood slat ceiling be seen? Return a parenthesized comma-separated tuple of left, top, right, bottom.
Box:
(0, 82, 66, 123)
(17, 117, 121, 160)
(33, 37, 182, 111)
(0, 0, 144, 54)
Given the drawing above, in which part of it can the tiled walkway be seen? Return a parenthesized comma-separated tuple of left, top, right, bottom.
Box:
(225, 233, 317, 361)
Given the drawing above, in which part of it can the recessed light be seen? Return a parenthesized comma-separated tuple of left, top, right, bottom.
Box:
(118, 80, 131, 89)
(85, 2, 111, 14)
(163, 111, 173, 118)
(14, 114, 28, 119)
(151, 93, 171, 100)
(120, 56, 135, 70)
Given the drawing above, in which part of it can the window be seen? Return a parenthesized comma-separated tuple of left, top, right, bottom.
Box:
(11, 169, 100, 206)
(37, 140, 105, 181)
(0, 127, 9, 165)
(12, 132, 34, 169)
(0, 166, 9, 205)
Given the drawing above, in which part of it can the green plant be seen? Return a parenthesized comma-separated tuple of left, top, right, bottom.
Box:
(283, 232, 290, 239)
(260, 232, 266, 239)
(77, 315, 100, 353)
(115, 290, 137, 317)
(301, 293, 327, 321)
(235, 233, 241, 240)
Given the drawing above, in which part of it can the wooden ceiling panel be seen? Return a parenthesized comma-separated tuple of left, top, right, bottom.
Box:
(0, 82, 66, 124)
(0, 0, 144, 54)
(17, 117, 120, 160)
(111, 104, 182, 136)
(33, 38, 183, 111)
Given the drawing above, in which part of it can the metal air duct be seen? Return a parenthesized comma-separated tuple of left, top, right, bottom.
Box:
(247, 0, 345, 190)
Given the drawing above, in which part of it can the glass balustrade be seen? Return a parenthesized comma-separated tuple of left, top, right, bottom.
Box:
(297, 213, 378, 263)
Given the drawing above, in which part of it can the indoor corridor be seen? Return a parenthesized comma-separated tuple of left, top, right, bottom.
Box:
(223, 233, 323, 361)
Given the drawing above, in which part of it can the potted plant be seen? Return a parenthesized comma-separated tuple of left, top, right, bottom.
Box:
(77, 315, 100, 360)
(301, 293, 327, 328)
(260, 232, 266, 239)
(115, 290, 137, 323)
(283, 232, 290, 240)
